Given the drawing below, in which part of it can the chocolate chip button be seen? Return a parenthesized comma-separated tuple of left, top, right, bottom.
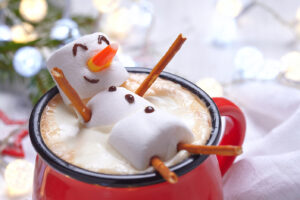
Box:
(125, 94, 135, 104)
(108, 86, 117, 92)
(145, 106, 155, 113)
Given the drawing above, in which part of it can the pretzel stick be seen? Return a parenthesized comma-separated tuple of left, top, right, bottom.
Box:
(151, 156, 178, 184)
(51, 67, 92, 122)
(177, 143, 242, 156)
(135, 34, 186, 96)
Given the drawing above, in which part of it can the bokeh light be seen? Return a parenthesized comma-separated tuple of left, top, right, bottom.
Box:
(216, 0, 243, 18)
(281, 51, 300, 81)
(234, 46, 264, 79)
(13, 46, 43, 77)
(11, 23, 38, 43)
(4, 159, 34, 197)
(101, 8, 132, 39)
(19, 0, 48, 23)
(0, 25, 11, 41)
(196, 78, 224, 97)
(93, 0, 120, 13)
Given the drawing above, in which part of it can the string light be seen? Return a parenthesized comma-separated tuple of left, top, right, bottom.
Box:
(234, 46, 264, 79)
(0, 25, 11, 41)
(216, 0, 243, 18)
(196, 78, 224, 97)
(19, 0, 48, 23)
(50, 18, 80, 42)
(211, 16, 237, 46)
(101, 8, 132, 40)
(93, 0, 120, 13)
(296, 7, 300, 21)
(11, 23, 37, 43)
(4, 159, 34, 197)
(281, 52, 300, 82)
(257, 59, 282, 80)
(13, 46, 43, 77)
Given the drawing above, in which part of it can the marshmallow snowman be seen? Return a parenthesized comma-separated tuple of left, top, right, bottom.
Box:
(48, 32, 194, 171)
(108, 108, 194, 170)
(47, 32, 128, 104)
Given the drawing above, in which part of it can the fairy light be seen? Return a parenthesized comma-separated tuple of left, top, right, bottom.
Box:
(211, 16, 237, 46)
(257, 59, 282, 80)
(93, 0, 120, 13)
(234, 46, 264, 79)
(281, 51, 300, 81)
(296, 7, 300, 21)
(11, 23, 37, 43)
(216, 0, 243, 18)
(101, 8, 132, 39)
(4, 159, 34, 197)
(196, 78, 224, 97)
(0, 25, 11, 41)
(19, 0, 48, 23)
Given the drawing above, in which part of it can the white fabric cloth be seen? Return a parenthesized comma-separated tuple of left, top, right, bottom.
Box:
(223, 81, 300, 200)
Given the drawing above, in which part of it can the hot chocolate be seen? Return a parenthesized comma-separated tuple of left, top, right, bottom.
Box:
(40, 73, 212, 175)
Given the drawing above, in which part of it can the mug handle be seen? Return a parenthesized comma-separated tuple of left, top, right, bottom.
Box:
(212, 97, 246, 176)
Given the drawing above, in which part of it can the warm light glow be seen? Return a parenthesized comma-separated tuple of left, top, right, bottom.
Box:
(4, 159, 34, 197)
(93, 0, 120, 13)
(101, 8, 132, 39)
(296, 7, 300, 21)
(19, 0, 48, 23)
(11, 23, 38, 43)
(216, 0, 243, 18)
(281, 51, 300, 81)
(196, 78, 224, 97)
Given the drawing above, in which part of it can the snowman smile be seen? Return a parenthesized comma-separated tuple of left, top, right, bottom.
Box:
(83, 76, 99, 84)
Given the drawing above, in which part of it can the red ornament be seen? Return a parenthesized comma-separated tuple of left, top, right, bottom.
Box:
(0, 109, 28, 158)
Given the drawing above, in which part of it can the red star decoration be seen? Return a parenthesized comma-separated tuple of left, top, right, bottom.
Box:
(0, 109, 28, 158)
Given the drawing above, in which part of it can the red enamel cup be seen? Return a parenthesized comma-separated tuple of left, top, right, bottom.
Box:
(29, 67, 246, 200)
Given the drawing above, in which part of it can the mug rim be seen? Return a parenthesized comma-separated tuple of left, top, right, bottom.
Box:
(29, 67, 221, 187)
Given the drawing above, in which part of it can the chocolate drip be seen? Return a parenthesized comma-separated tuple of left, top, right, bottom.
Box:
(98, 35, 110, 45)
(125, 94, 134, 104)
(73, 43, 88, 56)
(108, 86, 117, 92)
(145, 106, 155, 113)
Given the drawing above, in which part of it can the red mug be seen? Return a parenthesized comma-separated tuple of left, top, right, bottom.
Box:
(29, 67, 246, 200)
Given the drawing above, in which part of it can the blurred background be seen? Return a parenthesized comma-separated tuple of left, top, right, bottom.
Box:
(0, 0, 300, 199)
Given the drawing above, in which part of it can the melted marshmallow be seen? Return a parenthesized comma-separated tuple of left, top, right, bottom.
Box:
(47, 32, 128, 104)
(109, 109, 194, 170)
(87, 87, 153, 127)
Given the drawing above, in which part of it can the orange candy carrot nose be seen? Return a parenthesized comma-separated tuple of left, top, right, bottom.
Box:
(87, 43, 118, 72)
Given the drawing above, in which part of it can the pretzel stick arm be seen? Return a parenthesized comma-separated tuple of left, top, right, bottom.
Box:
(135, 34, 186, 96)
(151, 156, 178, 184)
(51, 67, 92, 122)
(178, 143, 242, 156)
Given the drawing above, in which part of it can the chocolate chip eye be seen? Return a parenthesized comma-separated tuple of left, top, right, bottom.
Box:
(72, 43, 88, 56)
(98, 35, 110, 45)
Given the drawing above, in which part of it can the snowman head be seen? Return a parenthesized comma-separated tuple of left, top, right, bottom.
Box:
(47, 32, 128, 104)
